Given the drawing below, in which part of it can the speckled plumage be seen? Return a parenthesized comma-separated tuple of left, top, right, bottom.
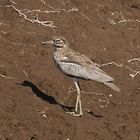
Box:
(53, 47, 114, 83)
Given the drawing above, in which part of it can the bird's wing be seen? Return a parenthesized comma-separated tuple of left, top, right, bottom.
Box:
(58, 50, 114, 82)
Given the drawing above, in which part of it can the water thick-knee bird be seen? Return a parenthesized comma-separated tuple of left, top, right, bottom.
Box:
(42, 37, 120, 116)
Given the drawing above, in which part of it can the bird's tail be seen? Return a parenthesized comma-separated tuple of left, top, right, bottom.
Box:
(104, 82, 120, 92)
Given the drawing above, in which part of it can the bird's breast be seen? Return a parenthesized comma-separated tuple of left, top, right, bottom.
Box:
(53, 51, 63, 64)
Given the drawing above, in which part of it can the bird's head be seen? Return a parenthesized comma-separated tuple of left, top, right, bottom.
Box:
(42, 37, 68, 49)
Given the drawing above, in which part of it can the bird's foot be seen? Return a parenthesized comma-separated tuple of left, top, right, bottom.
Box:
(65, 111, 83, 117)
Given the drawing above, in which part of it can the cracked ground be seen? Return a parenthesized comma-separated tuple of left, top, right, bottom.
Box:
(0, 0, 140, 140)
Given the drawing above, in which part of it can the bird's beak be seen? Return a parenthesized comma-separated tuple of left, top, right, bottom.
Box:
(41, 40, 53, 45)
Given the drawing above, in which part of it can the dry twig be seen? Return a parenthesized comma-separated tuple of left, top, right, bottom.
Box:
(0, 73, 15, 79)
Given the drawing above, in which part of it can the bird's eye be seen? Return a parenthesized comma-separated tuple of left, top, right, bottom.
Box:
(55, 39, 63, 44)
(56, 39, 60, 42)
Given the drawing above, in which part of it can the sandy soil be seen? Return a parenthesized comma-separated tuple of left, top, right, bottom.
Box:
(0, 0, 140, 140)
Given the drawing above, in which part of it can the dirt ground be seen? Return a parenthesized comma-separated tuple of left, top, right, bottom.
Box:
(0, 0, 140, 140)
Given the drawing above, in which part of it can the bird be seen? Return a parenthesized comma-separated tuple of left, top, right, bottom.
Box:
(42, 36, 120, 117)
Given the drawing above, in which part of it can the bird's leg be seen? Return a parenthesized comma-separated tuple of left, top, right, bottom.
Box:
(66, 81, 83, 117)
(74, 81, 80, 113)
(78, 94, 83, 116)
(73, 81, 83, 116)
(65, 81, 83, 116)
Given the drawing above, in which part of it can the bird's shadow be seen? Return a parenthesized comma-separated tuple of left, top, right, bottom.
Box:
(17, 80, 74, 111)
(17, 80, 102, 117)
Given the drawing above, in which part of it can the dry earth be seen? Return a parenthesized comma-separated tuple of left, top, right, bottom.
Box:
(0, 0, 140, 140)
